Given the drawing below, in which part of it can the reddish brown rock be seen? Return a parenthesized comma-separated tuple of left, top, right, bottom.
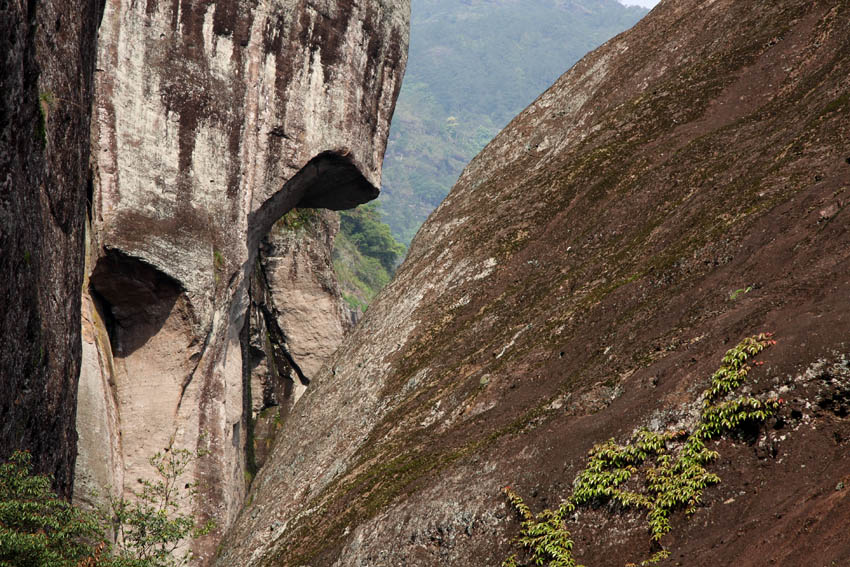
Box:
(217, 1, 850, 565)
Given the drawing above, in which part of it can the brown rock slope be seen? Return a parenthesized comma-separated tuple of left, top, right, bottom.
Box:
(0, 0, 103, 496)
(218, 1, 850, 565)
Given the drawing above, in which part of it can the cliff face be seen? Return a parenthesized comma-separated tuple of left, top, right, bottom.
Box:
(0, 0, 103, 496)
(217, 1, 850, 565)
(73, 0, 407, 561)
(246, 209, 353, 469)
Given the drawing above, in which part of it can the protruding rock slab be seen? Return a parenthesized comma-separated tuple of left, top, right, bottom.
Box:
(246, 209, 352, 470)
(258, 210, 352, 381)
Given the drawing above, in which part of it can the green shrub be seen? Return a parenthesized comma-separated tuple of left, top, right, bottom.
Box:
(0, 450, 102, 567)
(274, 208, 318, 232)
(503, 333, 782, 566)
(107, 448, 215, 567)
(0, 447, 214, 567)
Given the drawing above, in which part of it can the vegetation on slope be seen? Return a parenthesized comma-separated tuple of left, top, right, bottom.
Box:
(378, 0, 648, 244)
(503, 335, 782, 567)
(333, 203, 407, 314)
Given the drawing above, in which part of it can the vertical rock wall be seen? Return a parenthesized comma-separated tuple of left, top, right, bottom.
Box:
(74, 0, 408, 562)
(246, 209, 352, 470)
(0, 0, 103, 496)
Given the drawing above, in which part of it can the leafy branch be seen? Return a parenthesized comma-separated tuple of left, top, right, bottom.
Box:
(0, 444, 215, 567)
(107, 447, 215, 567)
(0, 451, 102, 567)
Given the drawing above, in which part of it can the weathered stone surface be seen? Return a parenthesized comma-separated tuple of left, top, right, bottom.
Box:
(259, 211, 352, 382)
(216, 1, 850, 565)
(246, 209, 352, 470)
(0, 0, 103, 496)
(75, 0, 407, 562)
(73, 219, 124, 512)
(74, 291, 124, 511)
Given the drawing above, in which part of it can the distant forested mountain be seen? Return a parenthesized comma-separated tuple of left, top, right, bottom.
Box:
(378, 0, 648, 244)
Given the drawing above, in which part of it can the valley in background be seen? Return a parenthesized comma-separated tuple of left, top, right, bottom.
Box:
(334, 0, 648, 311)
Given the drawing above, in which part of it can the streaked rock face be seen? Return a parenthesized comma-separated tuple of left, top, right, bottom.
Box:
(74, 0, 408, 562)
(215, 1, 850, 565)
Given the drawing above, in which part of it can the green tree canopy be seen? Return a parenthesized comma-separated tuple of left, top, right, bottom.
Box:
(0, 451, 102, 567)
(339, 203, 407, 273)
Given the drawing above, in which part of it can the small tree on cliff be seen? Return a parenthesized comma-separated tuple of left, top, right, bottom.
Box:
(107, 447, 215, 567)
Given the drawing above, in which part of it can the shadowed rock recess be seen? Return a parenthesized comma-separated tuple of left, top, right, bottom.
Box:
(74, 0, 408, 564)
(216, 1, 850, 566)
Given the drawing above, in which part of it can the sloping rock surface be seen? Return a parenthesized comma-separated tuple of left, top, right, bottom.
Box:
(75, 0, 407, 562)
(217, 1, 850, 565)
(0, 0, 103, 496)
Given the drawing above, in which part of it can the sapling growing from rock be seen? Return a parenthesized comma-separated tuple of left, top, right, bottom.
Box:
(0, 445, 214, 567)
(107, 446, 215, 567)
